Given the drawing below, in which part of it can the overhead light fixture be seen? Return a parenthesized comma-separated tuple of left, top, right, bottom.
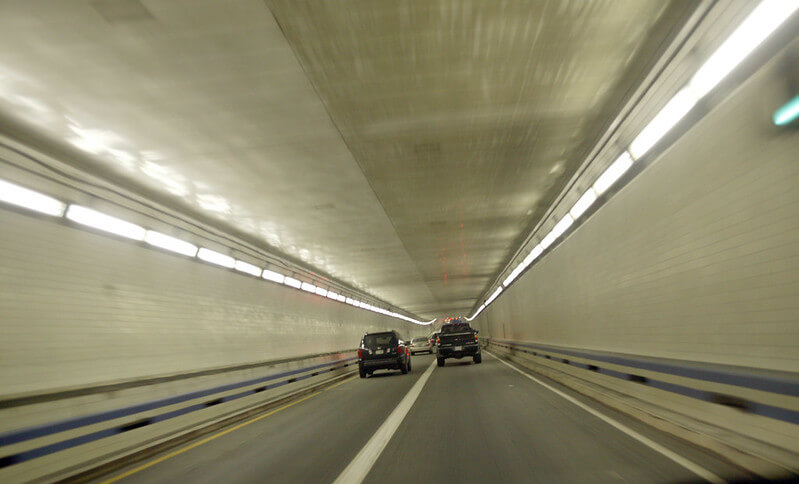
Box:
(485, 286, 503, 306)
(326, 291, 339, 300)
(773, 95, 799, 126)
(66, 205, 145, 241)
(465, 304, 485, 321)
(284, 276, 302, 289)
(540, 231, 557, 250)
(144, 230, 198, 257)
(346, 297, 355, 305)
(337, 294, 346, 302)
(197, 248, 235, 268)
(315, 287, 328, 297)
(570, 189, 598, 220)
(629, 88, 698, 159)
(301, 282, 316, 293)
(234, 260, 262, 277)
(551, 214, 574, 239)
(262, 269, 286, 284)
(0, 179, 66, 217)
(593, 152, 634, 195)
(690, 0, 799, 99)
(523, 245, 544, 266)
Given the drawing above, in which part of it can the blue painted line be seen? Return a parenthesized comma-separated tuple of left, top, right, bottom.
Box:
(492, 339, 799, 396)
(0, 362, 353, 468)
(491, 340, 799, 425)
(0, 357, 355, 447)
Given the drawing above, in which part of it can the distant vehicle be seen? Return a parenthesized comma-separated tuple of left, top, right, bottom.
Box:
(358, 330, 411, 378)
(436, 322, 481, 366)
(409, 336, 433, 355)
(430, 332, 439, 352)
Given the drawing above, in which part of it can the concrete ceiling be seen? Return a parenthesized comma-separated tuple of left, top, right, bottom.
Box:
(0, 0, 696, 319)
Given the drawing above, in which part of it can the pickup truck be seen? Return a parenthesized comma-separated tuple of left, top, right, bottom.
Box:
(436, 321, 481, 366)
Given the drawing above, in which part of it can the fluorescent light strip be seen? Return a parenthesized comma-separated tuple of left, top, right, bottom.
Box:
(197, 248, 235, 268)
(468, 1, 799, 322)
(262, 269, 285, 284)
(234, 260, 262, 277)
(144, 230, 198, 257)
(570, 189, 598, 220)
(629, 88, 698, 159)
(691, 0, 799, 99)
(593, 152, 634, 195)
(0, 179, 66, 216)
(485, 286, 503, 306)
(551, 214, 574, 239)
(523, 245, 543, 266)
(0, 183, 433, 326)
(66, 205, 145, 240)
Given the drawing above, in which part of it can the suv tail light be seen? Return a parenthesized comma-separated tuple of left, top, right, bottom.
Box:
(397, 345, 404, 355)
(474, 334, 479, 342)
(436, 338, 440, 345)
(358, 349, 363, 359)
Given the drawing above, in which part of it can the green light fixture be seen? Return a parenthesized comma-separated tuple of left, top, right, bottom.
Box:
(773, 95, 799, 126)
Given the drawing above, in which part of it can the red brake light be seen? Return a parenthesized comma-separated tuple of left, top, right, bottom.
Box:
(436, 338, 440, 345)
(397, 345, 404, 355)
(358, 349, 363, 359)
(475, 334, 479, 342)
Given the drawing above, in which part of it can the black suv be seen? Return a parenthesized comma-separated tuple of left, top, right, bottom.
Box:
(436, 321, 481, 366)
(358, 330, 412, 378)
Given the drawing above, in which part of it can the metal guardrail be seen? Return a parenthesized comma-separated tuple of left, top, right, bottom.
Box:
(0, 354, 356, 469)
(487, 339, 799, 425)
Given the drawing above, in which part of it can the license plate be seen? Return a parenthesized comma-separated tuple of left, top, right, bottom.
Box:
(454, 346, 463, 351)
(376, 349, 384, 355)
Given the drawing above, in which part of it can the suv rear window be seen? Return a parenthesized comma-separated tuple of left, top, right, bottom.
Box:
(363, 333, 397, 349)
(441, 324, 471, 334)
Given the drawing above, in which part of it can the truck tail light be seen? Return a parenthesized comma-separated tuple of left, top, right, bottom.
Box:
(436, 338, 440, 345)
(397, 346, 404, 355)
(475, 334, 479, 342)
(358, 349, 363, 359)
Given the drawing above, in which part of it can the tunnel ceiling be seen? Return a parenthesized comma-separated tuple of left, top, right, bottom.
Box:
(0, 0, 694, 319)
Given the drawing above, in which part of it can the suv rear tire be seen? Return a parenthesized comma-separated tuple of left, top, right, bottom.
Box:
(473, 354, 482, 364)
(400, 361, 408, 374)
(359, 366, 366, 378)
(437, 357, 445, 367)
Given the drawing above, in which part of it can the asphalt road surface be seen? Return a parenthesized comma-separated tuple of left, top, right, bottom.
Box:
(101, 352, 749, 484)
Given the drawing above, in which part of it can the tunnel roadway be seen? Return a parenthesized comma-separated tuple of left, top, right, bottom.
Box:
(100, 353, 748, 484)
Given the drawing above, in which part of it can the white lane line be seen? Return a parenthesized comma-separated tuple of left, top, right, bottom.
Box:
(333, 359, 436, 484)
(487, 351, 724, 484)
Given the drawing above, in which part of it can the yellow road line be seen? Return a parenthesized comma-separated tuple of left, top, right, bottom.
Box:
(102, 375, 356, 483)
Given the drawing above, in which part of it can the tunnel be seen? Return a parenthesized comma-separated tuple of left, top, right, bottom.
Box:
(0, 1, 798, 483)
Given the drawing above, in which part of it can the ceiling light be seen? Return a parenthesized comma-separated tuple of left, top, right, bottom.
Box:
(523, 245, 544, 266)
(262, 269, 285, 284)
(691, 0, 799, 99)
(540, 230, 557, 250)
(66, 205, 145, 240)
(593, 152, 634, 195)
(569, 189, 598, 220)
(0, 179, 66, 217)
(337, 294, 346, 302)
(465, 304, 485, 321)
(773, 95, 799, 126)
(301, 282, 316, 293)
(197, 248, 235, 268)
(485, 286, 503, 306)
(284, 277, 301, 289)
(629, 88, 698, 159)
(144, 230, 197, 257)
(234, 260, 262, 277)
(315, 287, 328, 297)
(551, 214, 574, 239)
(326, 291, 339, 300)
(346, 297, 355, 305)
